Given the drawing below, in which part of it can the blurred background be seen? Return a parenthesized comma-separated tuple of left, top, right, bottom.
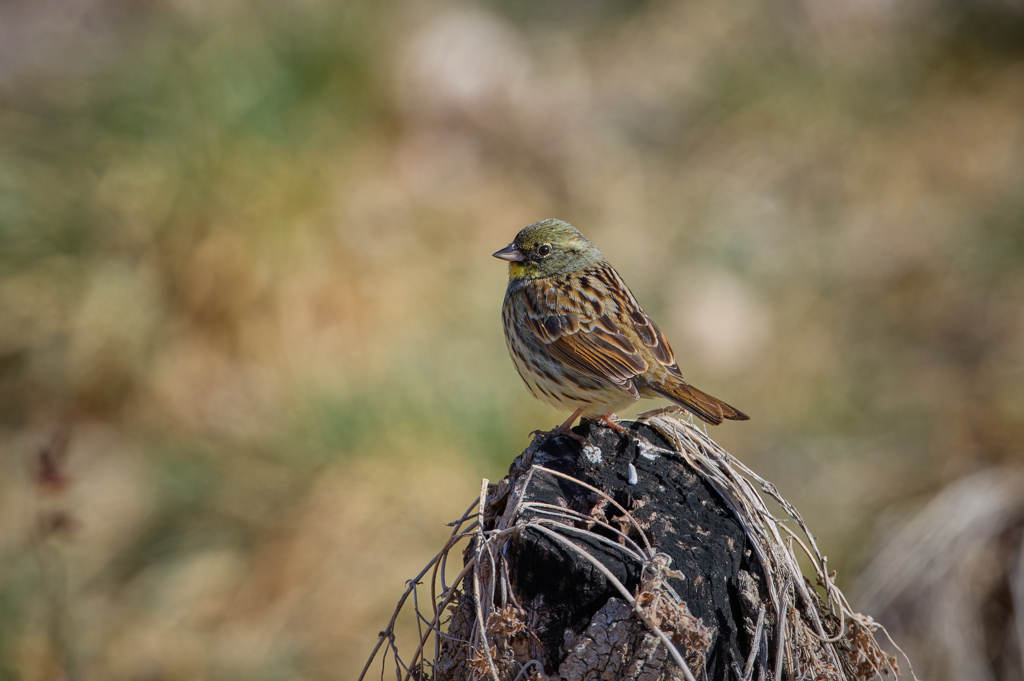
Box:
(1, 0, 1023, 679)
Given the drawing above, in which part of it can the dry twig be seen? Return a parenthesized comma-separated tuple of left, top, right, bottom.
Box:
(360, 411, 911, 681)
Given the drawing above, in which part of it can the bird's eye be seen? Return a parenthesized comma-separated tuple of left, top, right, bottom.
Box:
(538, 244, 552, 256)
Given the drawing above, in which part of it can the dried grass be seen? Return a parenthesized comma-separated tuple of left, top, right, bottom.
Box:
(853, 468, 1024, 680)
(360, 409, 914, 681)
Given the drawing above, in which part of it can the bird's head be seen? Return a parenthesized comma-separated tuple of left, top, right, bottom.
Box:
(493, 219, 601, 279)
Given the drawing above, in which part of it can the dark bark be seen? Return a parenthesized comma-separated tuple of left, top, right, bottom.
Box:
(437, 419, 773, 681)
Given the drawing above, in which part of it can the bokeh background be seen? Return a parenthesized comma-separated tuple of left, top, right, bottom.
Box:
(1, 0, 1023, 679)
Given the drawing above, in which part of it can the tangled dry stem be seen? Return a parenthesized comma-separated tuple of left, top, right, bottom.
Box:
(359, 409, 915, 681)
(636, 408, 916, 681)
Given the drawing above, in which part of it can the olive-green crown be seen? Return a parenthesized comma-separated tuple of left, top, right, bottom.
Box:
(507, 219, 603, 279)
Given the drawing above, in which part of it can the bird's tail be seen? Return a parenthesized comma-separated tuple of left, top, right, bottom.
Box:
(651, 381, 749, 426)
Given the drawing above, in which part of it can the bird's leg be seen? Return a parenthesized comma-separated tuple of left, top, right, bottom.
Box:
(594, 413, 627, 434)
(530, 407, 587, 445)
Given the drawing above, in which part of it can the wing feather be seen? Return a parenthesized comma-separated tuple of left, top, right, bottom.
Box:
(599, 266, 683, 376)
(510, 260, 749, 423)
(520, 273, 647, 397)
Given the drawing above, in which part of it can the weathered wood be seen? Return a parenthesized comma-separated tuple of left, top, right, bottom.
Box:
(437, 420, 773, 681)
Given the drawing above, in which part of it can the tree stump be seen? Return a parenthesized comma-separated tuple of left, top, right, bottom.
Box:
(437, 420, 768, 681)
(361, 411, 905, 681)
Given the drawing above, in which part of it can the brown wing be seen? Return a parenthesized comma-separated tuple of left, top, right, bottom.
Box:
(520, 270, 647, 398)
(592, 267, 750, 423)
(594, 264, 686, 380)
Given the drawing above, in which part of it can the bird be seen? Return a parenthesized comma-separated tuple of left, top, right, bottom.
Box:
(494, 218, 748, 444)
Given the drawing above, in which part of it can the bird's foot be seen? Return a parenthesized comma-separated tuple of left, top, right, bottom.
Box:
(530, 424, 588, 446)
(530, 408, 587, 445)
(593, 414, 627, 434)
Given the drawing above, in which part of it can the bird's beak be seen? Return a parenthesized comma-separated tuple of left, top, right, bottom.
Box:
(492, 243, 525, 262)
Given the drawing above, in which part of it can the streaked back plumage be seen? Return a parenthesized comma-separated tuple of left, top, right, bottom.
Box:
(499, 219, 748, 425)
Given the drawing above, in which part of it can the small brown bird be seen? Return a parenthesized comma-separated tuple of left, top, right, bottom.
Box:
(495, 219, 748, 443)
